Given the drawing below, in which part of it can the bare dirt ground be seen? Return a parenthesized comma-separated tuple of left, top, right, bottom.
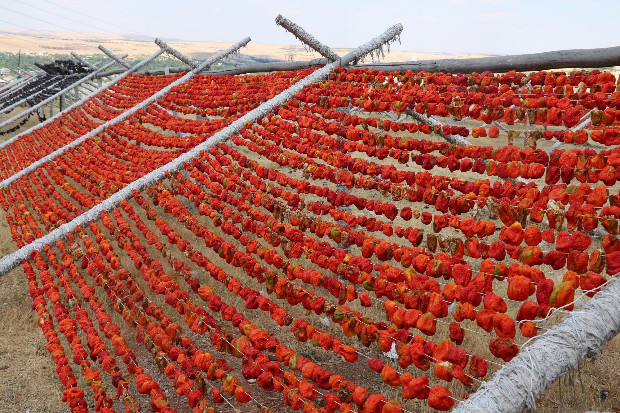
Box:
(0, 202, 68, 413)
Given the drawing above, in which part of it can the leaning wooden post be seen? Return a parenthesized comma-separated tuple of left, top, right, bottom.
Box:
(275, 14, 340, 62)
(406, 108, 471, 146)
(452, 276, 620, 413)
(275, 15, 468, 148)
(0, 23, 402, 275)
(71, 52, 98, 71)
(275, 14, 357, 252)
(154, 38, 198, 69)
(98, 46, 131, 69)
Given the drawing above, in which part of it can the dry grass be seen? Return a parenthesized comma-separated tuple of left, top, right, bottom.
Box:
(0, 199, 68, 412)
(0, 267, 69, 413)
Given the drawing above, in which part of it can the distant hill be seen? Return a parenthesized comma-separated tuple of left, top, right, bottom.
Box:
(0, 30, 489, 64)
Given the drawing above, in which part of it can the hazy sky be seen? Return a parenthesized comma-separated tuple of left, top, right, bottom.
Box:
(0, 0, 618, 55)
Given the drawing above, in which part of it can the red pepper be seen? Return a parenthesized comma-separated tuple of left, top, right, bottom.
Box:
(489, 337, 519, 362)
(427, 385, 455, 411)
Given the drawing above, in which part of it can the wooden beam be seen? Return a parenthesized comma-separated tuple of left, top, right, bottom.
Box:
(405, 108, 471, 146)
(154, 38, 198, 69)
(275, 14, 340, 62)
(452, 276, 620, 413)
(70, 52, 98, 71)
(95, 45, 620, 79)
(98, 45, 131, 69)
(355, 45, 620, 73)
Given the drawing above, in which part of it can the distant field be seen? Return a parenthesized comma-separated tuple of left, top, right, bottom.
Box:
(0, 32, 489, 63)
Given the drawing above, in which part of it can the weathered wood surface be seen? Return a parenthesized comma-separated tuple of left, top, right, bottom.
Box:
(356, 46, 620, 73)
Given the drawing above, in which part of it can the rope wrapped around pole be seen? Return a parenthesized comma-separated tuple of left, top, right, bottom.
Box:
(452, 276, 620, 413)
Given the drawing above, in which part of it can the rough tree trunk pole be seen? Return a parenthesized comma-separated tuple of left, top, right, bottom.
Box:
(0, 49, 163, 152)
(253, 15, 466, 149)
(98, 46, 131, 69)
(0, 58, 122, 131)
(275, 15, 340, 62)
(155, 38, 198, 69)
(356, 45, 620, 73)
(71, 52, 98, 72)
(0, 23, 402, 276)
(0, 37, 251, 190)
(274, 15, 356, 253)
(94, 45, 620, 79)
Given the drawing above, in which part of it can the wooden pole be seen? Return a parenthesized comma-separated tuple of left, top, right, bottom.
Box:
(355, 45, 620, 73)
(452, 276, 620, 413)
(154, 38, 198, 69)
(405, 108, 471, 146)
(96, 44, 620, 79)
(71, 52, 98, 71)
(275, 17, 468, 148)
(275, 14, 340, 62)
(98, 46, 131, 69)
